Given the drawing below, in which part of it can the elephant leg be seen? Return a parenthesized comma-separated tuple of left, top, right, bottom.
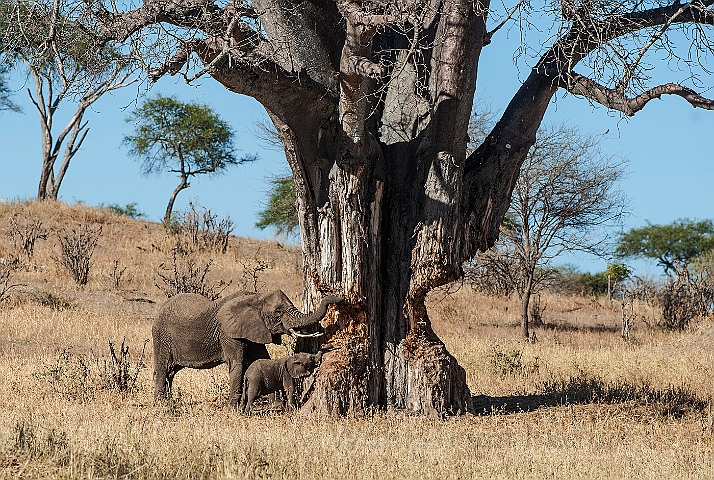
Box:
(226, 360, 245, 409)
(239, 385, 247, 414)
(166, 367, 179, 398)
(153, 368, 168, 400)
(243, 380, 261, 416)
(153, 338, 170, 400)
(222, 338, 248, 409)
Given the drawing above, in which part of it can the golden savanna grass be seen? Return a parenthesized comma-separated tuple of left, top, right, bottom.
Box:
(1, 199, 713, 479)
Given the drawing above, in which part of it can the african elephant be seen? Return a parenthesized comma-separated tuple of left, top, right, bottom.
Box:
(240, 351, 323, 415)
(152, 289, 342, 408)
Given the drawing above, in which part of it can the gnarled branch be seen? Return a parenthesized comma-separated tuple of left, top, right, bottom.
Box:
(565, 72, 714, 115)
(336, 1, 403, 28)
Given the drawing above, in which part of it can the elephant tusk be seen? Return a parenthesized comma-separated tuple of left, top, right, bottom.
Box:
(289, 328, 324, 338)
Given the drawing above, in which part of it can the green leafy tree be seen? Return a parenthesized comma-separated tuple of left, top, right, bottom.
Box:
(101, 203, 144, 219)
(256, 176, 299, 239)
(603, 262, 632, 300)
(615, 219, 714, 275)
(123, 95, 257, 224)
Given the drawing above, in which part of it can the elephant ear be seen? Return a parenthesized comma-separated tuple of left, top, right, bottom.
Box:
(286, 356, 310, 379)
(217, 295, 271, 344)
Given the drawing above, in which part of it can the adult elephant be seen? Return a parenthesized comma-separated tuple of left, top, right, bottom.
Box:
(152, 289, 342, 408)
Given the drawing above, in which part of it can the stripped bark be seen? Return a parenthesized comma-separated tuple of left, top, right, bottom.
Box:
(73, 0, 714, 416)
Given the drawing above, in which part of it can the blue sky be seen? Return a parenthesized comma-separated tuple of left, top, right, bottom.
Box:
(1, 27, 712, 277)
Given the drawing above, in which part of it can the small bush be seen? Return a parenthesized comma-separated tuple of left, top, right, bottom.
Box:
(26, 289, 74, 310)
(33, 348, 94, 402)
(575, 272, 609, 296)
(488, 344, 539, 377)
(102, 202, 144, 219)
(155, 245, 231, 299)
(658, 266, 713, 330)
(34, 340, 148, 400)
(0, 256, 24, 303)
(55, 225, 102, 285)
(237, 249, 272, 293)
(171, 203, 235, 254)
(96, 338, 149, 393)
(8, 213, 48, 263)
(107, 260, 127, 290)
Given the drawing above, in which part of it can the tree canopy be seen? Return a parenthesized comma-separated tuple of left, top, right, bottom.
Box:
(0, 65, 20, 113)
(256, 176, 299, 239)
(123, 95, 257, 223)
(615, 219, 714, 274)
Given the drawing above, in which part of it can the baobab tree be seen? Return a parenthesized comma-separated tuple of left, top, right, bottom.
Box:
(47, 0, 714, 416)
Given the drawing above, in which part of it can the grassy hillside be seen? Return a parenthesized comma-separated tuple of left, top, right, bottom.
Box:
(1, 200, 713, 479)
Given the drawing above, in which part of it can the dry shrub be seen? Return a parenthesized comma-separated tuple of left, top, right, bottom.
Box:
(171, 203, 235, 254)
(0, 256, 24, 303)
(54, 225, 102, 285)
(236, 248, 273, 293)
(25, 289, 74, 310)
(33, 339, 149, 401)
(155, 245, 231, 299)
(658, 263, 714, 330)
(33, 348, 94, 402)
(96, 338, 149, 393)
(488, 343, 540, 377)
(107, 259, 127, 290)
(8, 213, 48, 263)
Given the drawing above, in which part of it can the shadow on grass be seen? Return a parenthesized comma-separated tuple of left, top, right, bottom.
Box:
(471, 373, 710, 418)
(469, 321, 620, 335)
(537, 321, 621, 334)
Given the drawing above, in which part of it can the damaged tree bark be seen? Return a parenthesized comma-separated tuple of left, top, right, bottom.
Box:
(74, 0, 714, 416)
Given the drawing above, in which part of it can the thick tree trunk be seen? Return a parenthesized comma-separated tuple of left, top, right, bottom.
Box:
(283, 123, 473, 416)
(199, 0, 550, 417)
(297, 176, 473, 416)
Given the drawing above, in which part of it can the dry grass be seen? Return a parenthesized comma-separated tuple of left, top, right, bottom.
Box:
(1, 199, 713, 479)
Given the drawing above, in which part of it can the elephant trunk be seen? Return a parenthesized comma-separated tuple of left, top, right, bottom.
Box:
(282, 296, 343, 330)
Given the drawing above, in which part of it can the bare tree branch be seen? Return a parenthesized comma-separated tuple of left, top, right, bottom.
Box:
(335, 1, 404, 28)
(565, 72, 714, 115)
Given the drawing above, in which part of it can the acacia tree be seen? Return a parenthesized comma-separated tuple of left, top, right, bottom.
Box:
(616, 219, 714, 275)
(471, 124, 628, 339)
(1, 0, 137, 200)
(53, 0, 714, 416)
(124, 95, 256, 224)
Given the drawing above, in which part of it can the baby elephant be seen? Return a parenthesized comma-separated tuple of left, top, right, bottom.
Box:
(241, 351, 323, 415)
